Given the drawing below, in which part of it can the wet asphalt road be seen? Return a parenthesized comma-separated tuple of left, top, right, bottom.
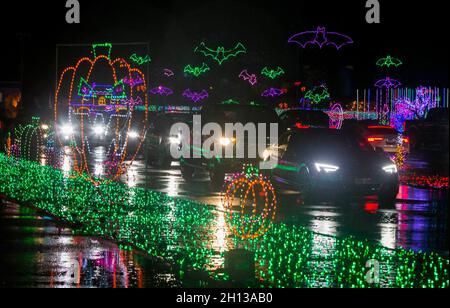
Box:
(0, 201, 181, 288)
(0, 150, 448, 287)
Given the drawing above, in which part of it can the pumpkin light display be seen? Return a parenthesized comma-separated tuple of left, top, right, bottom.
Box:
(54, 43, 148, 181)
(222, 165, 278, 240)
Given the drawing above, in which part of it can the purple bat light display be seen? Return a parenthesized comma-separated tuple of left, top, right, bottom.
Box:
(183, 89, 209, 103)
(261, 88, 286, 98)
(375, 77, 402, 89)
(239, 70, 258, 86)
(288, 26, 354, 50)
(122, 76, 145, 87)
(149, 86, 174, 96)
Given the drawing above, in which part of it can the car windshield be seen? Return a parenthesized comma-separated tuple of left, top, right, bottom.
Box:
(293, 130, 374, 153)
(365, 127, 399, 135)
(282, 111, 329, 127)
(204, 106, 279, 125)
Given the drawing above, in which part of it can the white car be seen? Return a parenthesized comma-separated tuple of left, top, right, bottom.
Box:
(363, 126, 410, 154)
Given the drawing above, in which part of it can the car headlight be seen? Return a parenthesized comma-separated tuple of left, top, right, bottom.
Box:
(219, 137, 234, 146)
(93, 125, 105, 136)
(315, 163, 340, 173)
(127, 131, 139, 139)
(382, 164, 398, 174)
(61, 125, 74, 136)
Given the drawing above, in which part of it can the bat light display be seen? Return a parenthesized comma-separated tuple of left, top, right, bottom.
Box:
(130, 53, 152, 65)
(288, 26, 353, 50)
(194, 42, 247, 65)
(305, 85, 330, 103)
(261, 88, 287, 98)
(163, 69, 174, 77)
(184, 63, 210, 77)
(239, 70, 258, 86)
(149, 86, 174, 96)
(376, 55, 403, 68)
(375, 77, 402, 89)
(261, 67, 285, 80)
(183, 89, 209, 103)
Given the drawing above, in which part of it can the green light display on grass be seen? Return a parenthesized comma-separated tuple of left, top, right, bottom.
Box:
(0, 154, 448, 288)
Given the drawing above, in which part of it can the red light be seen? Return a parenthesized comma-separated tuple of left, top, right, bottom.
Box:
(402, 137, 409, 143)
(368, 137, 384, 142)
(295, 123, 310, 129)
(368, 126, 393, 129)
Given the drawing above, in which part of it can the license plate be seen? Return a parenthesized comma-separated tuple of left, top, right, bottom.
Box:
(355, 178, 373, 185)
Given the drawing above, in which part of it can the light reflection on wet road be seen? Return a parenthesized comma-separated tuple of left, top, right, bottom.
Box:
(0, 202, 180, 288)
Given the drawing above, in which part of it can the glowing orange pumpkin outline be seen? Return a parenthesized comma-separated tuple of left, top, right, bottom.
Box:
(55, 53, 148, 183)
(223, 175, 278, 240)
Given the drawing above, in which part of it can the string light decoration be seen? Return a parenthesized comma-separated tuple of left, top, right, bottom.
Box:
(184, 63, 210, 77)
(305, 85, 330, 104)
(149, 86, 174, 96)
(239, 70, 258, 86)
(0, 155, 448, 288)
(329, 103, 344, 129)
(129, 53, 152, 66)
(221, 99, 240, 105)
(394, 86, 436, 120)
(400, 174, 449, 190)
(163, 69, 175, 77)
(376, 55, 403, 68)
(13, 117, 44, 162)
(288, 26, 354, 50)
(194, 42, 247, 65)
(261, 88, 286, 98)
(261, 67, 285, 80)
(375, 77, 402, 125)
(54, 43, 148, 181)
(182, 89, 209, 103)
(222, 165, 278, 240)
(393, 145, 407, 171)
(375, 77, 402, 89)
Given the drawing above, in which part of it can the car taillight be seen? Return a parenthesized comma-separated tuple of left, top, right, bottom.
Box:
(368, 137, 384, 142)
(295, 123, 310, 129)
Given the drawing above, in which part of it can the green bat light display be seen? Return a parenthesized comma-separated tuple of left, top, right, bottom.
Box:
(261, 66, 285, 80)
(184, 63, 210, 77)
(194, 42, 247, 65)
(305, 86, 331, 104)
(130, 53, 152, 66)
(376, 55, 403, 68)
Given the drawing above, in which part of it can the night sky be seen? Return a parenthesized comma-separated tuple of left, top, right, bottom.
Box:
(0, 0, 448, 118)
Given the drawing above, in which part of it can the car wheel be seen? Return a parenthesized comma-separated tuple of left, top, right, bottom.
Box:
(297, 170, 317, 203)
(378, 187, 398, 206)
(409, 131, 419, 150)
(181, 163, 195, 181)
(210, 169, 225, 190)
(156, 153, 172, 169)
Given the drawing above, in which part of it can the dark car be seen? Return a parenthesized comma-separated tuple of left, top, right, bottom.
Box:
(279, 110, 330, 131)
(145, 112, 193, 168)
(405, 108, 449, 151)
(180, 104, 281, 188)
(265, 129, 399, 203)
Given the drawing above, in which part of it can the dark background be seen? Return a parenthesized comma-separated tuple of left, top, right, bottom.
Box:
(0, 0, 448, 119)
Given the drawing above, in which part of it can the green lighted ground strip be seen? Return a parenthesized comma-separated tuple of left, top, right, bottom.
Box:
(0, 154, 448, 288)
